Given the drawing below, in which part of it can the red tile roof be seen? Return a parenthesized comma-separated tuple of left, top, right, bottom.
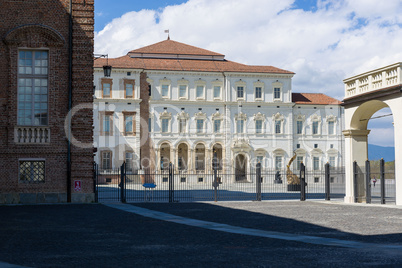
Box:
(292, 93, 341, 105)
(129, 39, 224, 57)
(94, 40, 294, 75)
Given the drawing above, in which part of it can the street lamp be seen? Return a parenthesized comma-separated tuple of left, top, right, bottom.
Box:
(94, 54, 112, 77)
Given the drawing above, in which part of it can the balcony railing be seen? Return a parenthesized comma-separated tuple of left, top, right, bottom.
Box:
(15, 126, 50, 143)
(344, 62, 402, 99)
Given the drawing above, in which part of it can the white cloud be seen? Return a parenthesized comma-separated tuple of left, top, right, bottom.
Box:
(94, 0, 402, 147)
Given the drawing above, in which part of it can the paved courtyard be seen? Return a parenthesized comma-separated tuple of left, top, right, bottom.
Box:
(1, 201, 402, 267)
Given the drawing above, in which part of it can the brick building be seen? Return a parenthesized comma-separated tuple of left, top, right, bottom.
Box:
(0, 0, 94, 203)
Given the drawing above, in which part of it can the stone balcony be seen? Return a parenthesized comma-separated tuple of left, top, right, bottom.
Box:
(344, 62, 402, 99)
(15, 126, 50, 144)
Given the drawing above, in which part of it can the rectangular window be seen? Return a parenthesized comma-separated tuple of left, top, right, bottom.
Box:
(214, 119, 221, 133)
(161, 85, 169, 97)
(296, 156, 303, 170)
(255, 87, 262, 99)
(196, 86, 204, 98)
(237, 119, 244, 133)
(124, 114, 135, 136)
(214, 86, 221, 98)
(275, 156, 282, 170)
(237, 86, 244, 99)
(255, 120, 263, 133)
(313, 157, 320, 170)
(148, 118, 152, 132)
(179, 119, 186, 133)
(102, 114, 113, 136)
(125, 152, 133, 172)
(312, 121, 319, 134)
(125, 83, 133, 98)
(161, 118, 169, 133)
(19, 160, 45, 182)
(103, 83, 111, 97)
(314, 177, 320, 183)
(274, 88, 281, 99)
(196, 119, 204, 133)
(329, 156, 336, 168)
(179, 85, 187, 98)
(297, 121, 303, 134)
(102, 151, 112, 170)
(148, 84, 152, 97)
(18, 50, 48, 126)
(275, 120, 281, 134)
(328, 121, 335, 135)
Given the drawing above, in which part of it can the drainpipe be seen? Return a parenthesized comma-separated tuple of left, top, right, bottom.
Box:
(67, 0, 73, 202)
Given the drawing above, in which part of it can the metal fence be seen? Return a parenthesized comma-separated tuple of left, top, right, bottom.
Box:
(353, 160, 396, 204)
(94, 162, 345, 203)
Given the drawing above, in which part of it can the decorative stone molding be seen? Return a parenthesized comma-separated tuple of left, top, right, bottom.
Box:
(232, 138, 252, 153)
(235, 112, 247, 121)
(326, 115, 337, 122)
(294, 114, 306, 121)
(253, 112, 265, 121)
(212, 111, 223, 120)
(177, 111, 189, 120)
(160, 110, 172, 119)
(194, 111, 207, 119)
(310, 114, 321, 122)
(272, 112, 284, 121)
(311, 148, 323, 156)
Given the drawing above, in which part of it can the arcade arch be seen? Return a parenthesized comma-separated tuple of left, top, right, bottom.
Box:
(343, 64, 402, 205)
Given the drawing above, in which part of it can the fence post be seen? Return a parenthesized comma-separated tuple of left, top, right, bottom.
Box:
(256, 162, 262, 201)
(365, 160, 371, 204)
(380, 158, 385, 204)
(169, 163, 174, 203)
(120, 162, 126, 203)
(325, 162, 330, 201)
(353, 161, 358, 203)
(300, 162, 306, 201)
(93, 162, 98, 203)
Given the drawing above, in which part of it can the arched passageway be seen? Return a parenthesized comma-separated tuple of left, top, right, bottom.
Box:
(343, 63, 402, 205)
(235, 154, 247, 182)
(177, 143, 189, 171)
(160, 142, 171, 171)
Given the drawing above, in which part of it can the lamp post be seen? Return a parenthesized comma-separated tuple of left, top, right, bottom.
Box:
(94, 54, 112, 77)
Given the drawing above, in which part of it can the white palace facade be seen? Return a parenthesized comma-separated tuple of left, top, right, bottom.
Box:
(93, 39, 343, 180)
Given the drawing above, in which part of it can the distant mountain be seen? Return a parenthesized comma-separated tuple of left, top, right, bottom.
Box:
(368, 144, 395, 162)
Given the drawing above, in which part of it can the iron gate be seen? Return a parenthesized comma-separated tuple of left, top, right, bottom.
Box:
(94, 162, 345, 203)
(353, 159, 396, 204)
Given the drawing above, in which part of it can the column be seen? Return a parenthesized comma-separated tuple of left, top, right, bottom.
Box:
(343, 129, 370, 203)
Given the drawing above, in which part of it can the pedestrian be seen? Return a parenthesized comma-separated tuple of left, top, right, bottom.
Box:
(373, 177, 377, 187)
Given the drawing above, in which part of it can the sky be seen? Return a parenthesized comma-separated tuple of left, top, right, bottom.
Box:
(94, 0, 401, 147)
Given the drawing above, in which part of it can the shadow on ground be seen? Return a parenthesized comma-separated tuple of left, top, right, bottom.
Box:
(0, 203, 401, 267)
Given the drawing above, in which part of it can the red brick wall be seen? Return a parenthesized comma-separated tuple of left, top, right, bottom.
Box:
(0, 0, 94, 203)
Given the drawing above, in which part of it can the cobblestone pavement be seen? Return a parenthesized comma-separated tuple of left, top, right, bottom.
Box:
(0, 201, 402, 267)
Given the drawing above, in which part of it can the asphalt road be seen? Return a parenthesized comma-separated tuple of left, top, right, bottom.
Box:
(1, 201, 402, 267)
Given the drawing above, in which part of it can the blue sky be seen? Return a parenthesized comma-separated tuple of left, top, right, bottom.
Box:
(95, 0, 189, 32)
(94, 0, 401, 148)
(95, 0, 319, 32)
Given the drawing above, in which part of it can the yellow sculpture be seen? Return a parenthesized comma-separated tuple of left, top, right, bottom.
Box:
(286, 152, 300, 185)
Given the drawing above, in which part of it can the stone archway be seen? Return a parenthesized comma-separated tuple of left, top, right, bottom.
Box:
(160, 142, 171, 171)
(177, 143, 189, 171)
(195, 143, 206, 172)
(235, 154, 247, 182)
(343, 63, 402, 205)
(212, 143, 223, 170)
